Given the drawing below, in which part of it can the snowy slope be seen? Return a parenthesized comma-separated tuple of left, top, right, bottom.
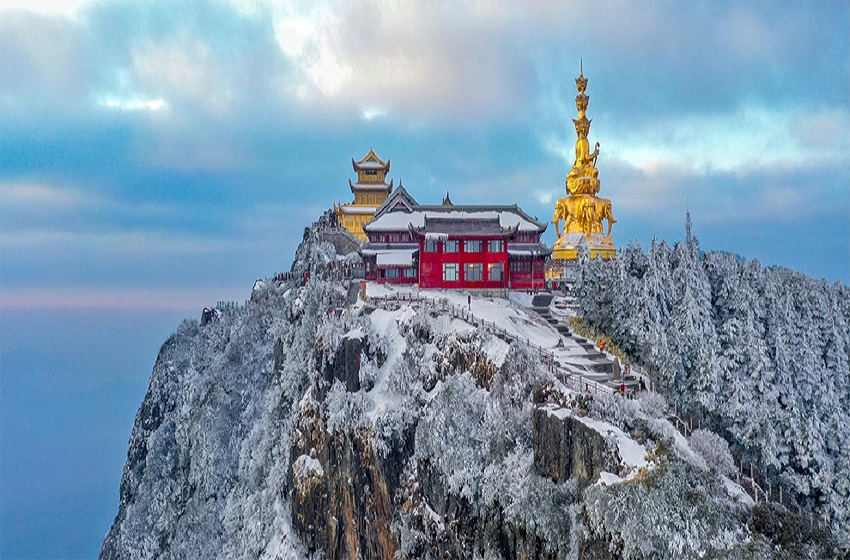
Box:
(101, 232, 836, 560)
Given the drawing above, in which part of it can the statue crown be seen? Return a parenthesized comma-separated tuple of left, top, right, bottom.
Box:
(575, 73, 588, 93)
(572, 117, 591, 134)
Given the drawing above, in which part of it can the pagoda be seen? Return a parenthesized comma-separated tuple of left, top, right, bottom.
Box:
(334, 149, 393, 242)
(550, 62, 617, 263)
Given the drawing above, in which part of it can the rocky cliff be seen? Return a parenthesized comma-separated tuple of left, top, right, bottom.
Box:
(101, 234, 834, 560)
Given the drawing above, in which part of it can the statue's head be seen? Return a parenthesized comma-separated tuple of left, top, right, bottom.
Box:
(575, 93, 589, 115)
(576, 72, 588, 93)
(572, 117, 591, 137)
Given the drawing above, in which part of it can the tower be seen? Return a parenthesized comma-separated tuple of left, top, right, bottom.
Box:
(334, 149, 394, 242)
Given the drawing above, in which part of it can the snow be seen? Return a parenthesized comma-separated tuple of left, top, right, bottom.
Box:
(481, 335, 510, 368)
(365, 282, 560, 348)
(541, 404, 571, 420)
(293, 454, 324, 478)
(343, 327, 365, 340)
(422, 501, 445, 531)
(574, 415, 648, 472)
(367, 208, 541, 232)
(597, 471, 623, 486)
(722, 476, 755, 507)
(105, 224, 848, 559)
(337, 205, 379, 214)
(375, 249, 416, 266)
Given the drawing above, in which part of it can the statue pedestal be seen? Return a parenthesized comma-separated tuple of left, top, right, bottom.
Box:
(551, 232, 616, 261)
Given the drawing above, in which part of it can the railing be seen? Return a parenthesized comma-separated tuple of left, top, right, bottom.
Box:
(367, 289, 801, 514)
(216, 300, 248, 312)
(366, 292, 614, 396)
(667, 404, 799, 512)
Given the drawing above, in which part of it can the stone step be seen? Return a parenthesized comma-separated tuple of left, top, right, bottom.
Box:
(531, 294, 554, 307)
(588, 361, 613, 373)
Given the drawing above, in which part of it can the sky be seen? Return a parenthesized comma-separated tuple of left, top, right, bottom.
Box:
(0, 0, 848, 557)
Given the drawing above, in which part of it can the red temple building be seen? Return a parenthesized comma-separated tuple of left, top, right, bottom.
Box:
(360, 186, 550, 290)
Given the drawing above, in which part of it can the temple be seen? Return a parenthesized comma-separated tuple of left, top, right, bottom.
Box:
(359, 186, 550, 291)
(550, 62, 617, 265)
(334, 149, 393, 241)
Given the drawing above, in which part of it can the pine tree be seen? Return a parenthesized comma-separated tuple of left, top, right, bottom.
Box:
(666, 213, 719, 413)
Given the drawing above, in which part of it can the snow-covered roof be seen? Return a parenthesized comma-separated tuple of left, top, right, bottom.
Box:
(422, 216, 504, 235)
(375, 248, 417, 267)
(365, 206, 546, 233)
(338, 204, 379, 214)
(361, 242, 418, 255)
(352, 149, 390, 172)
(508, 242, 552, 257)
(373, 184, 418, 219)
(350, 178, 393, 193)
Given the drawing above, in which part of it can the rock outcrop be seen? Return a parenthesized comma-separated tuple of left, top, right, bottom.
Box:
(533, 405, 618, 484)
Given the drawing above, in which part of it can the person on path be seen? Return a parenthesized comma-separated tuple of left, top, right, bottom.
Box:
(468, 294, 471, 309)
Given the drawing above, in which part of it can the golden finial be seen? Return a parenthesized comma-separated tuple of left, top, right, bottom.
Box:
(576, 59, 588, 93)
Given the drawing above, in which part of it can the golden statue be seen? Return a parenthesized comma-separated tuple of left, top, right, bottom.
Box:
(565, 66, 601, 196)
(550, 61, 617, 262)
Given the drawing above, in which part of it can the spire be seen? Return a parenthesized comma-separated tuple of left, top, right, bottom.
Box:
(442, 192, 453, 206)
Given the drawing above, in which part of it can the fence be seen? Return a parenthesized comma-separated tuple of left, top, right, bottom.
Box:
(667, 403, 800, 512)
(216, 300, 247, 312)
(367, 292, 614, 397)
(368, 291, 799, 514)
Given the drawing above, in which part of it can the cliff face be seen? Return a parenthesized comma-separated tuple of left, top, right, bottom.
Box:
(102, 235, 818, 560)
(533, 405, 619, 485)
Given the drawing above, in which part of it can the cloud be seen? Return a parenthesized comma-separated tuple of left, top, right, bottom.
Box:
(0, 9, 93, 112)
(0, 286, 245, 310)
(1, 182, 91, 207)
(0, 0, 96, 17)
(544, 105, 850, 179)
(0, 0, 847, 286)
(99, 96, 166, 111)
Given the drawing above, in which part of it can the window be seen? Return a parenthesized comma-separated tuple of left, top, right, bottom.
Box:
(487, 239, 504, 253)
(445, 240, 459, 253)
(488, 263, 504, 282)
(384, 268, 399, 279)
(390, 234, 400, 243)
(467, 263, 483, 282)
(443, 263, 459, 281)
(425, 239, 438, 252)
(465, 240, 482, 253)
(403, 268, 417, 278)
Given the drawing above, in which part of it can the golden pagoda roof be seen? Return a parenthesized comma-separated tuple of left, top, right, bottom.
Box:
(352, 148, 390, 172)
(349, 178, 393, 193)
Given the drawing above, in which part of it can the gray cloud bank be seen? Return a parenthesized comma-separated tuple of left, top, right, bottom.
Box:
(1, 0, 848, 308)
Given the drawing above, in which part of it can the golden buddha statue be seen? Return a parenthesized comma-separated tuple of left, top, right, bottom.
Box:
(566, 118, 600, 196)
(550, 62, 617, 262)
(565, 67, 600, 196)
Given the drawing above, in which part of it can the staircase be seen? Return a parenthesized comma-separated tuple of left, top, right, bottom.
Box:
(528, 295, 641, 393)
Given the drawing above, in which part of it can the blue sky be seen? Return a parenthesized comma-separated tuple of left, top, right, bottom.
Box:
(1, 0, 848, 557)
